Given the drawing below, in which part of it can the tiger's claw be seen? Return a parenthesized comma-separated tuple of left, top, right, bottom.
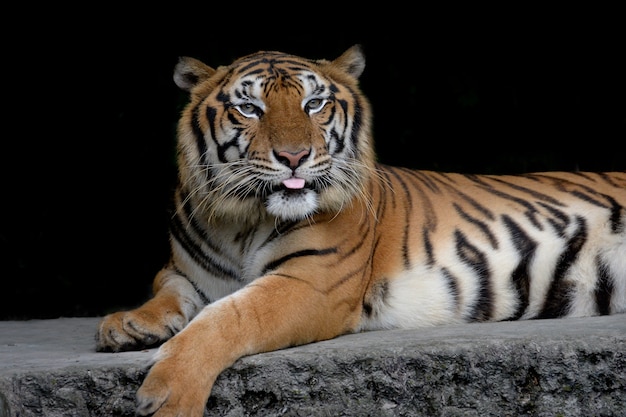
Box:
(135, 347, 210, 417)
(95, 309, 184, 352)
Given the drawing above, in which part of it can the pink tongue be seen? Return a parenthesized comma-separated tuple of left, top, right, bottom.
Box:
(282, 177, 306, 189)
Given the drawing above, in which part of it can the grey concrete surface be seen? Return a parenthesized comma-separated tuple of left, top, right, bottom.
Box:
(0, 315, 624, 416)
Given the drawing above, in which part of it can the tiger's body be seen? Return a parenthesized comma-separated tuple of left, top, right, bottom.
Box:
(95, 45, 626, 417)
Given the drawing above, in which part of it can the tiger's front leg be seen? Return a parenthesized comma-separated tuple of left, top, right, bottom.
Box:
(135, 274, 358, 417)
(95, 269, 204, 352)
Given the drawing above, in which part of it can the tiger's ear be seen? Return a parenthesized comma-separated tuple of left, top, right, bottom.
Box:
(173, 57, 217, 91)
(332, 44, 366, 79)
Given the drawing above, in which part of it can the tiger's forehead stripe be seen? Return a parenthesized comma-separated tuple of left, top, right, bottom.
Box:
(233, 54, 315, 75)
(231, 73, 315, 99)
(230, 55, 320, 93)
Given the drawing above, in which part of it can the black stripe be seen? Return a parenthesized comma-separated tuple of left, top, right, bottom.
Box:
(409, 170, 441, 193)
(597, 171, 624, 188)
(502, 215, 538, 320)
(455, 229, 492, 321)
(262, 248, 337, 275)
(423, 226, 434, 266)
(463, 173, 494, 187)
(376, 167, 395, 211)
(606, 196, 624, 234)
(430, 174, 496, 221)
(329, 126, 345, 155)
(537, 216, 587, 318)
(536, 202, 571, 237)
(170, 193, 241, 282)
(453, 202, 499, 249)
(387, 168, 414, 269)
(570, 190, 611, 209)
(321, 102, 336, 127)
(397, 168, 438, 227)
(258, 220, 308, 250)
(234, 54, 311, 76)
(191, 104, 209, 167)
(174, 267, 211, 305)
(362, 280, 389, 319)
(441, 268, 460, 313)
(594, 256, 614, 315)
(346, 87, 363, 158)
(478, 185, 544, 231)
(491, 177, 566, 207)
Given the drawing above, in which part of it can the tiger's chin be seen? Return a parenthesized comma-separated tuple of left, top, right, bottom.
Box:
(265, 189, 319, 221)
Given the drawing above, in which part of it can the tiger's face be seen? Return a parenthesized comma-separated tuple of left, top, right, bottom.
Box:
(173, 46, 375, 223)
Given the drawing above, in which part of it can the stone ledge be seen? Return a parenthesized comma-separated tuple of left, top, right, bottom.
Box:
(1, 315, 624, 416)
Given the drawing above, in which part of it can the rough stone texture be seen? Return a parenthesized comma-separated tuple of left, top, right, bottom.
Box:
(1, 315, 624, 416)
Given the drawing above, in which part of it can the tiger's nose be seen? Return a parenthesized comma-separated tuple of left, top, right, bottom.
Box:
(275, 149, 310, 169)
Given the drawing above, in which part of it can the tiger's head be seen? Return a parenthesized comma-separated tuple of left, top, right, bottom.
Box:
(173, 45, 375, 224)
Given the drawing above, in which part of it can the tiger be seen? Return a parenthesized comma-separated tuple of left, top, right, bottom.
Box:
(95, 44, 626, 417)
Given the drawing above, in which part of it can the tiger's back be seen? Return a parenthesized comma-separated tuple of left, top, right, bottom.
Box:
(94, 45, 626, 417)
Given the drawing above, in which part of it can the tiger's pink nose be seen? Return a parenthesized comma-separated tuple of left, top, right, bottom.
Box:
(276, 149, 310, 169)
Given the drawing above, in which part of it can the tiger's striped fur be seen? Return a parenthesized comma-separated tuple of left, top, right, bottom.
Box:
(95, 45, 626, 417)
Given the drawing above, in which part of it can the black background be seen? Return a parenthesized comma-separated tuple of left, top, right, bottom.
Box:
(2, 7, 624, 319)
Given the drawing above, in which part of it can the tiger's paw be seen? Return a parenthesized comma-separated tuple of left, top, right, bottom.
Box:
(135, 350, 211, 417)
(95, 307, 187, 352)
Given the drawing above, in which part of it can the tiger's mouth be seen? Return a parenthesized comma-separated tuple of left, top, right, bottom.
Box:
(269, 177, 314, 195)
(265, 179, 320, 220)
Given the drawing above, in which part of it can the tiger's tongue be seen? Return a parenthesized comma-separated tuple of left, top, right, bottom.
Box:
(282, 177, 306, 189)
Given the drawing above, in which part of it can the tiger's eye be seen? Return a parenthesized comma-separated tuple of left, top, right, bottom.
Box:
(305, 98, 326, 114)
(236, 103, 263, 118)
